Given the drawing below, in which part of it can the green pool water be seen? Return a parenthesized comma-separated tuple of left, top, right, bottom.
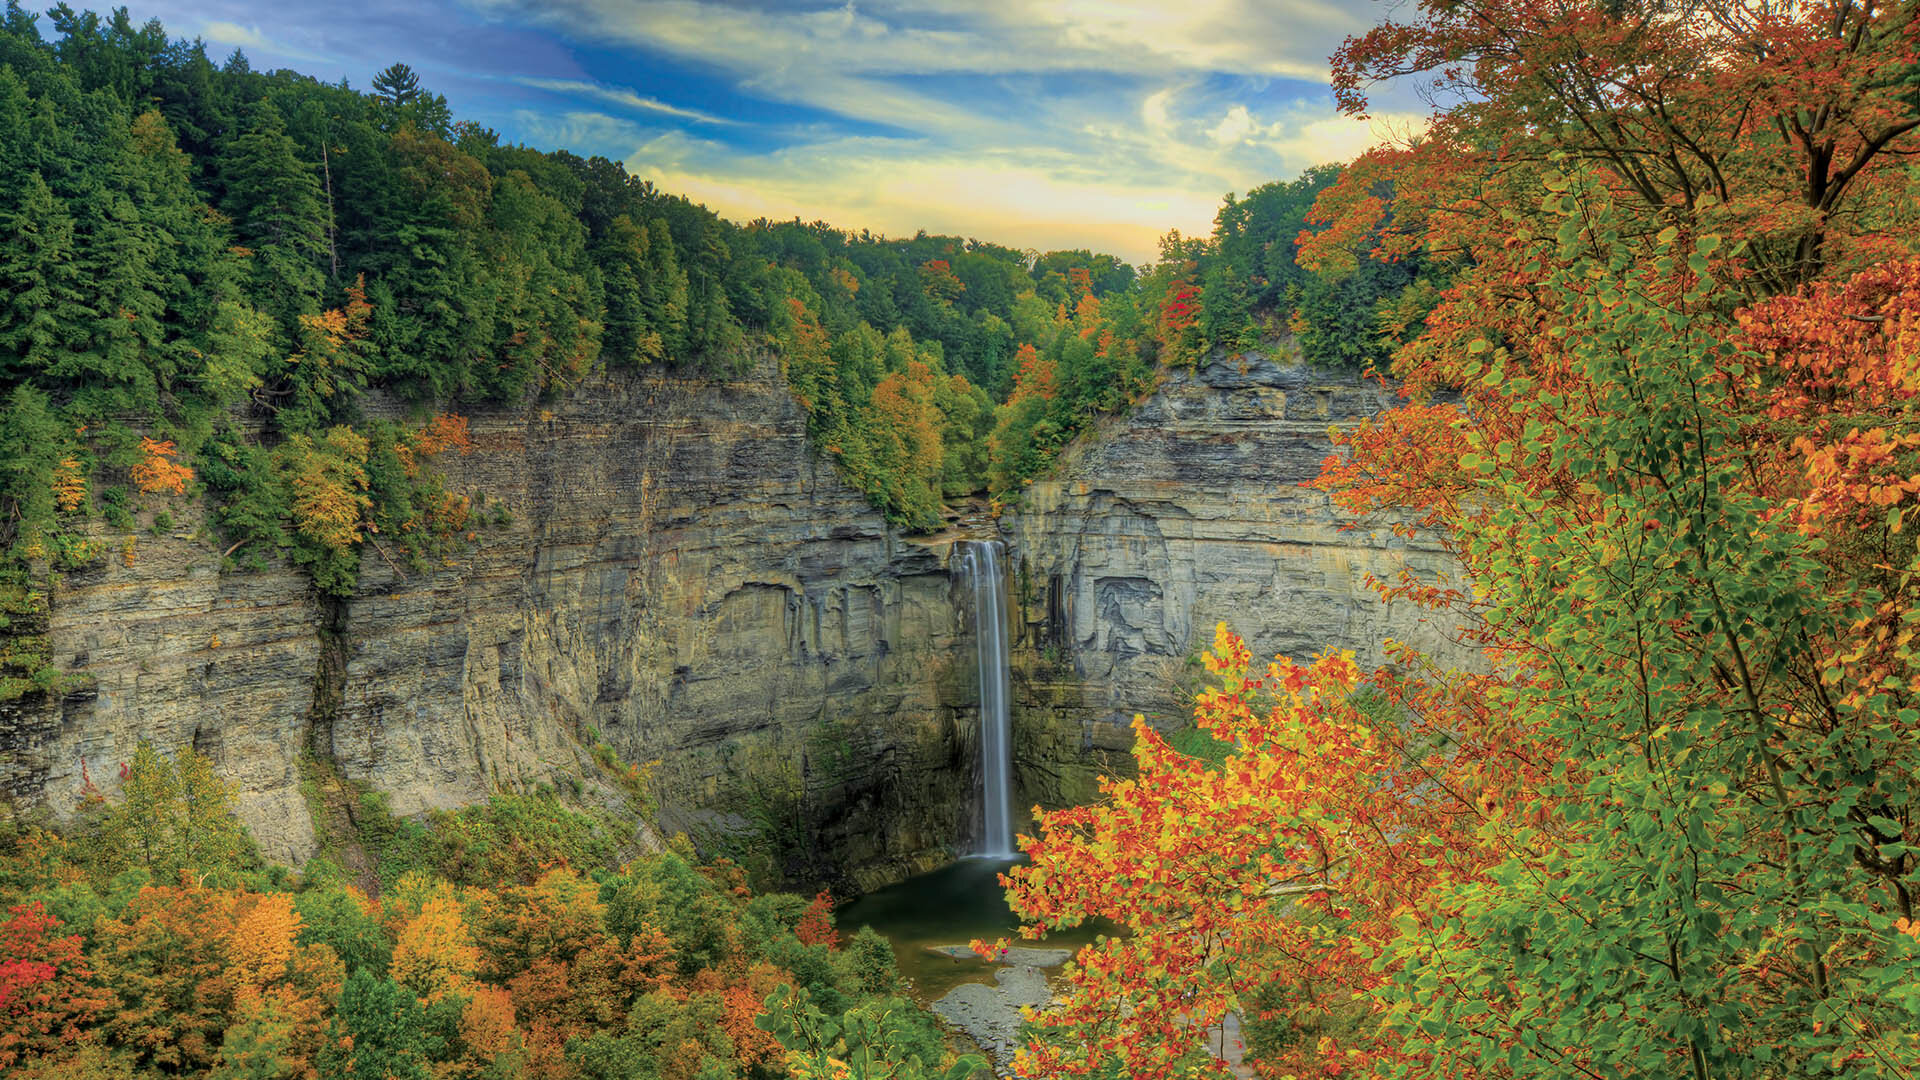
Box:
(836, 857, 1112, 1002)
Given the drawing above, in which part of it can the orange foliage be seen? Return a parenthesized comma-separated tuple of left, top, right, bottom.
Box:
(794, 890, 837, 949)
(49, 459, 85, 513)
(131, 439, 192, 496)
(91, 884, 241, 1072)
(720, 962, 791, 1071)
(474, 869, 664, 1043)
(284, 427, 370, 552)
(1072, 292, 1101, 339)
(988, 625, 1515, 1079)
(1006, 344, 1055, 404)
(870, 362, 944, 491)
(391, 895, 480, 1003)
(413, 414, 473, 458)
(460, 983, 519, 1061)
(1736, 259, 1920, 708)
(227, 892, 300, 994)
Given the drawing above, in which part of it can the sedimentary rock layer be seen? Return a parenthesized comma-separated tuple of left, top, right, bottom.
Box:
(0, 361, 972, 889)
(1003, 350, 1470, 809)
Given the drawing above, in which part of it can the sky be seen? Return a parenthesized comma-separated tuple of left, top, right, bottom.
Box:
(111, 0, 1424, 266)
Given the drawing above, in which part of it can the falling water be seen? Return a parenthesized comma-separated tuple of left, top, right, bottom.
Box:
(955, 539, 1015, 858)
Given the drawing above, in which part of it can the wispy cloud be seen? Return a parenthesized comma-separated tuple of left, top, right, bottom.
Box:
(197, 18, 335, 65)
(121, 0, 1416, 263)
(512, 77, 739, 126)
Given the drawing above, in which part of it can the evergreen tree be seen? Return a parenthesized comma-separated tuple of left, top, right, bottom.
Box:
(320, 970, 435, 1080)
(595, 213, 660, 367)
(644, 217, 690, 360)
(0, 172, 89, 380)
(0, 383, 68, 556)
(220, 103, 328, 330)
(370, 62, 421, 108)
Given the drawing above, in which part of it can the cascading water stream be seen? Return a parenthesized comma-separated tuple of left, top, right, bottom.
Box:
(955, 539, 1016, 858)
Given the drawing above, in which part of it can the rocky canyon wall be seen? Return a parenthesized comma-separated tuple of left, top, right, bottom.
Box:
(0, 345, 1467, 892)
(1002, 348, 1472, 811)
(0, 361, 975, 891)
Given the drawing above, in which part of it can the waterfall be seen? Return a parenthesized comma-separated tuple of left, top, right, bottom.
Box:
(955, 539, 1016, 858)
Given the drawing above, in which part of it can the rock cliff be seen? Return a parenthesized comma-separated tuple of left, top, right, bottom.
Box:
(1002, 349, 1470, 810)
(0, 347, 1466, 892)
(0, 361, 976, 890)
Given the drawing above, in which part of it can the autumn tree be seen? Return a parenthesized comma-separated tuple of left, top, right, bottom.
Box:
(278, 425, 370, 595)
(90, 884, 241, 1072)
(1006, 168, 1920, 1078)
(1316, 0, 1920, 308)
(0, 903, 115, 1069)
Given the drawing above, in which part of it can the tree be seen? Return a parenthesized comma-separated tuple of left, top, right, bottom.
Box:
(220, 103, 327, 329)
(390, 896, 479, 1005)
(0, 173, 89, 380)
(0, 903, 115, 1069)
(91, 884, 242, 1072)
(1318, 0, 1920, 302)
(0, 384, 69, 559)
(277, 425, 371, 596)
(1005, 173, 1920, 1078)
(90, 740, 254, 881)
(370, 63, 450, 136)
(211, 995, 300, 1080)
(318, 970, 435, 1080)
(759, 984, 986, 1080)
(370, 63, 422, 108)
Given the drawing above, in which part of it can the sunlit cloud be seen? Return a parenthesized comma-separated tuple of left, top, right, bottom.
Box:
(620, 130, 1228, 260)
(117, 0, 1419, 264)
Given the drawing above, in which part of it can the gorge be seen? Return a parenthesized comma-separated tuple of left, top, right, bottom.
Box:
(0, 341, 1461, 894)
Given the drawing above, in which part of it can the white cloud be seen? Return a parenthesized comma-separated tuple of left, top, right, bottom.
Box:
(508, 109, 658, 158)
(457, 0, 1367, 133)
(201, 20, 274, 50)
(1208, 105, 1257, 146)
(197, 19, 335, 64)
(514, 77, 738, 126)
(447, 0, 1427, 262)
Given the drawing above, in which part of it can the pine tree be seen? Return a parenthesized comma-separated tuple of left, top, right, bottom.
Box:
(0, 172, 89, 380)
(319, 970, 435, 1080)
(370, 62, 421, 108)
(0, 384, 66, 558)
(220, 103, 327, 329)
(597, 213, 659, 366)
(645, 218, 690, 359)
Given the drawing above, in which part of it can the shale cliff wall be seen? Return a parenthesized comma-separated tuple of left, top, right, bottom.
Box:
(1002, 349, 1471, 811)
(0, 347, 1466, 891)
(0, 361, 975, 890)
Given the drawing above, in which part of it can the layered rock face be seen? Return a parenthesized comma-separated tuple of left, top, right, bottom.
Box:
(1, 361, 975, 889)
(0, 347, 1464, 891)
(1002, 350, 1471, 810)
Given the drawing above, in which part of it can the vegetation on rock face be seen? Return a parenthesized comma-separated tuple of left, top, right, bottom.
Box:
(0, 741, 984, 1079)
(987, 1, 1920, 1077)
